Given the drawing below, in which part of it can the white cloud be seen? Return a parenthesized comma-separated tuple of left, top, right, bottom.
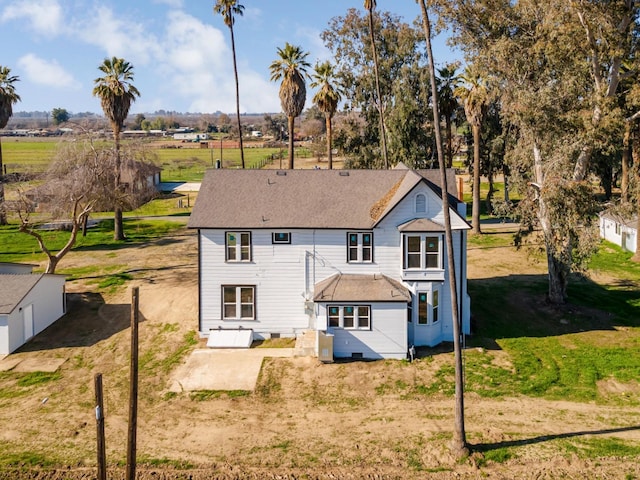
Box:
(152, 0, 184, 7)
(1, 0, 63, 36)
(17, 53, 81, 89)
(73, 6, 162, 65)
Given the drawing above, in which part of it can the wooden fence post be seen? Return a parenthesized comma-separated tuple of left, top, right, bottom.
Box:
(126, 287, 140, 480)
(94, 373, 107, 480)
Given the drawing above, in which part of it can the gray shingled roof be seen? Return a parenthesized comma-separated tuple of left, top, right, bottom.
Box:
(313, 273, 411, 302)
(188, 168, 462, 230)
(398, 218, 445, 232)
(0, 274, 43, 314)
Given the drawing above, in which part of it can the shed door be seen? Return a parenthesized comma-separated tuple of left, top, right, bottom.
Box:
(23, 304, 34, 341)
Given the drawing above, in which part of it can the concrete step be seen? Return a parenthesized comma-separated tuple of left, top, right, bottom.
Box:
(294, 330, 317, 357)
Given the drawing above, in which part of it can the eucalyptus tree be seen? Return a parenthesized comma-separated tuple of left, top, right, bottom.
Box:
(269, 43, 311, 169)
(310, 61, 342, 169)
(455, 68, 488, 235)
(214, 0, 245, 168)
(93, 56, 140, 241)
(417, 0, 467, 458)
(322, 9, 428, 168)
(434, 0, 638, 301)
(364, 0, 389, 168)
(0, 66, 20, 225)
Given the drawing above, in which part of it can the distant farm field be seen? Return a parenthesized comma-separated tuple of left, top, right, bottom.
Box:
(0, 136, 302, 182)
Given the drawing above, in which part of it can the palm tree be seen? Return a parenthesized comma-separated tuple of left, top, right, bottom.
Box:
(93, 57, 140, 240)
(364, 0, 389, 169)
(455, 68, 488, 235)
(417, 0, 468, 458)
(214, 0, 245, 169)
(0, 66, 20, 226)
(437, 64, 462, 168)
(269, 43, 310, 169)
(310, 62, 342, 169)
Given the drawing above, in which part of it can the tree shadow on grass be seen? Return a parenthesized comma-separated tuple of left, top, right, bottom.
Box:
(472, 425, 640, 453)
(17, 292, 146, 352)
(467, 273, 640, 348)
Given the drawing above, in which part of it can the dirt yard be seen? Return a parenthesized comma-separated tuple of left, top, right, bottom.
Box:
(1, 212, 639, 478)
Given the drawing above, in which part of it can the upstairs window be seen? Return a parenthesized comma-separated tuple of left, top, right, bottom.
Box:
(226, 232, 251, 262)
(347, 232, 373, 263)
(272, 232, 291, 244)
(404, 234, 442, 270)
(415, 193, 427, 213)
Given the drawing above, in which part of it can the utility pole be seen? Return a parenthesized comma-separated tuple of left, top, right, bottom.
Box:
(126, 287, 140, 480)
(94, 373, 107, 480)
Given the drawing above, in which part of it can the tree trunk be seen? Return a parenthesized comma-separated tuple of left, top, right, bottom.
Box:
(368, 8, 389, 169)
(485, 169, 494, 215)
(0, 136, 6, 225)
(471, 124, 482, 234)
(114, 126, 125, 241)
(326, 113, 333, 170)
(503, 164, 510, 203)
(230, 22, 245, 169)
(418, 0, 468, 458)
(46, 256, 60, 275)
(532, 141, 569, 304)
(545, 239, 570, 304)
(621, 121, 631, 203)
(287, 116, 295, 169)
(445, 116, 453, 168)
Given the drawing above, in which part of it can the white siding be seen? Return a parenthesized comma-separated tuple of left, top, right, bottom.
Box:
(317, 303, 407, 359)
(197, 180, 471, 353)
(0, 275, 65, 355)
(0, 316, 8, 354)
(600, 216, 637, 253)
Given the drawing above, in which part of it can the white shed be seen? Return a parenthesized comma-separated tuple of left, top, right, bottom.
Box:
(0, 264, 66, 355)
(599, 212, 637, 253)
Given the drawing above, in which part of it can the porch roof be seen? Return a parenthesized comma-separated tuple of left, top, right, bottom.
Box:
(397, 218, 446, 232)
(313, 273, 411, 303)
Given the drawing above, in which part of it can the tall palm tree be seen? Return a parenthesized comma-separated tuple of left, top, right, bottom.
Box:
(93, 57, 140, 241)
(437, 64, 462, 168)
(214, 0, 245, 169)
(310, 62, 342, 170)
(455, 68, 488, 235)
(417, 0, 468, 458)
(364, 0, 389, 169)
(0, 66, 20, 226)
(269, 43, 310, 169)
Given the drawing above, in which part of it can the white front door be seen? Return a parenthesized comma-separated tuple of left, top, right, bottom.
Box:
(23, 304, 34, 341)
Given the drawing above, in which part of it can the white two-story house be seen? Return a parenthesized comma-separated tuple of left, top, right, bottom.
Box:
(187, 166, 471, 360)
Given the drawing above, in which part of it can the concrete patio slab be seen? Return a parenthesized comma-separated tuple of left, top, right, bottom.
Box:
(0, 356, 22, 372)
(169, 348, 293, 392)
(12, 357, 67, 373)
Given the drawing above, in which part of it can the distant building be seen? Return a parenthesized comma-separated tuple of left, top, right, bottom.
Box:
(174, 133, 208, 141)
(599, 212, 637, 253)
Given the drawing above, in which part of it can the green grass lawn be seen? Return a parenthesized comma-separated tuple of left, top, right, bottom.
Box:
(0, 218, 185, 267)
(462, 237, 640, 405)
(0, 137, 304, 181)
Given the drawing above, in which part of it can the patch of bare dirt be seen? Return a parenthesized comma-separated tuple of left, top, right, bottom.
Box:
(1, 227, 639, 479)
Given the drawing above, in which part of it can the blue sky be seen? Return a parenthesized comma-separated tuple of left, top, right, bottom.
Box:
(0, 0, 460, 115)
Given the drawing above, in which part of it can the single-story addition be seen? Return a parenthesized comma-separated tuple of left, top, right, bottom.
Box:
(187, 166, 471, 360)
(0, 263, 66, 355)
(599, 211, 638, 253)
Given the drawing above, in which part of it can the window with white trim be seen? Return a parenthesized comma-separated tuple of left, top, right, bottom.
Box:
(222, 286, 255, 320)
(226, 232, 251, 262)
(272, 232, 291, 244)
(347, 232, 373, 263)
(416, 289, 439, 325)
(403, 234, 442, 269)
(327, 305, 370, 330)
